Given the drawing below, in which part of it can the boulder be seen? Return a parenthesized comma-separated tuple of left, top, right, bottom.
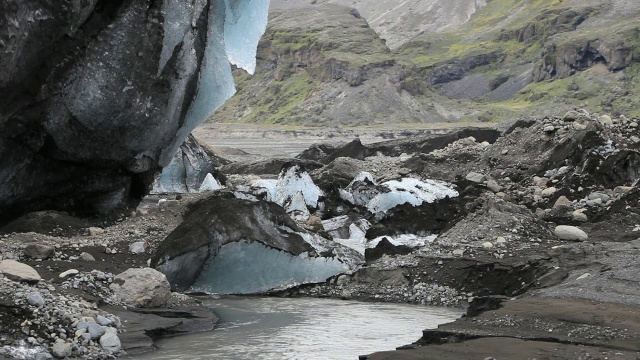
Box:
(23, 244, 55, 260)
(110, 268, 171, 308)
(0, 260, 41, 282)
(554, 225, 588, 241)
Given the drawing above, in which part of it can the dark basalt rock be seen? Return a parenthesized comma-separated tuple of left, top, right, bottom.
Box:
(0, 0, 216, 219)
(365, 238, 413, 262)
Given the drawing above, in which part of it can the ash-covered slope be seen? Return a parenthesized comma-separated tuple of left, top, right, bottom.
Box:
(0, 0, 269, 219)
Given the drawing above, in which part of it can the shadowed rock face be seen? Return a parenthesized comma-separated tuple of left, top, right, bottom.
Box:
(0, 0, 204, 217)
(0, 0, 266, 219)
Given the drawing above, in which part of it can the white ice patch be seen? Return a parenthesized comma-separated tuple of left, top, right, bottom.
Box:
(285, 191, 310, 221)
(322, 216, 371, 255)
(252, 179, 277, 201)
(191, 241, 350, 294)
(223, 0, 270, 75)
(368, 234, 438, 249)
(275, 166, 323, 208)
(199, 173, 224, 192)
(367, 178, 458, 213)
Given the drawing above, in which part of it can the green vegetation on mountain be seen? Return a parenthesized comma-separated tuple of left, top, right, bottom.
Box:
(209, 0, 640, 127)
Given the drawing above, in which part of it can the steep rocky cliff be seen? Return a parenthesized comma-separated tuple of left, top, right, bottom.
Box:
(209, 0, 640, 127)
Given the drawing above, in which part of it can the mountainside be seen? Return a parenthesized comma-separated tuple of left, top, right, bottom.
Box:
(207, 0, 640, 127)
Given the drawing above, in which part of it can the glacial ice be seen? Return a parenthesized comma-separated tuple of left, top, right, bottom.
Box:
(223, 0, 270, 74)
(199, 173, 224, 192)
(368, 178, 458, 213)
(158, 0, 271, 166)
(339, 174, 458, 214)
(322, 216, 371, 255)
(191, 241, 350, 294)
(275, 165, 323, 208)
(285, 191, 311, 221)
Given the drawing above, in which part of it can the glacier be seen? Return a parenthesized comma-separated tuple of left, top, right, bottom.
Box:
(157, 0, 270, 172)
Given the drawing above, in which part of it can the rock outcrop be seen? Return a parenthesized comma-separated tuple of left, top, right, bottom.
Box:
(0, 0, 268, 219)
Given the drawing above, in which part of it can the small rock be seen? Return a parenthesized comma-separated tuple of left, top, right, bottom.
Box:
(554, 225, 588, 241)
(614, 186, 634, 195)
(598, 115, 613, 127)
(80, 252, 95, 261)
(482, 242, 494, 249)
(0, 260, 41, 282)
(631, 136, 640, 144)
(87, 323, 106, 340)
(59, 269, 79, 279)
(486, 179, 502, 193)
(541, 187, 557, 198)
(52, 340, 72, 358)
(572, 121, 587, 130)
(496, 237, 507, 244)
(89, 227, 105, 236)
(128, 242, 147, 254)
(452, 249, 465, 257)
(398, 168, 411, 176)
(23, 244, 55, 260)
(27, 291, 45, 307)
(466, 172, 485, 183)
(553, 196, 572, 209)
(630, 122, 638, 128)
(34, 353, 53, 360)
(97, 315, 113, 327)
(543, 125, 555, 132)
(562, 110, 580, 122)
(99, 330, 121, 353)
(572, 209, 588, 222)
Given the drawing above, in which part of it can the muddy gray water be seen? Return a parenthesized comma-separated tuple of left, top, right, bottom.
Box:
(135, 297, 463, 360)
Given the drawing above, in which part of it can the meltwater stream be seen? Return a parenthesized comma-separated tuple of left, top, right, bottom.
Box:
(136, 297, 463, 360)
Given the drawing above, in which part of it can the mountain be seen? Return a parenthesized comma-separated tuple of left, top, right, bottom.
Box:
(207, 0, 640, 127)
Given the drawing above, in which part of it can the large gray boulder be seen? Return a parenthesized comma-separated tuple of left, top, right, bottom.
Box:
(0, 0, 267, 218)
(0, 260, 41, 282)
(109, 268, 171, 308)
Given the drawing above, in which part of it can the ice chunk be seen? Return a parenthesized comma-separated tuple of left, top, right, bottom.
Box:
(223, 0, 270, 74)
(275, 165, 323, 208)
(199, 173, 223, 192)
(284, 191, 310, 221)
(339, 172, 381, 207)
(321, 216, 371, 255)
(252, 179, 277, 201)
(368, 234, 438, 249)
(367, 178, 458, 213)
(191, 241, 351, 294)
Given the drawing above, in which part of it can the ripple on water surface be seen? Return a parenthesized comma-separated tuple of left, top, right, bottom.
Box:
(136, 297, 463, 360)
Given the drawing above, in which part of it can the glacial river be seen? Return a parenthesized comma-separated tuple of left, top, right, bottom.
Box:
(136, 297, 463, 360)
